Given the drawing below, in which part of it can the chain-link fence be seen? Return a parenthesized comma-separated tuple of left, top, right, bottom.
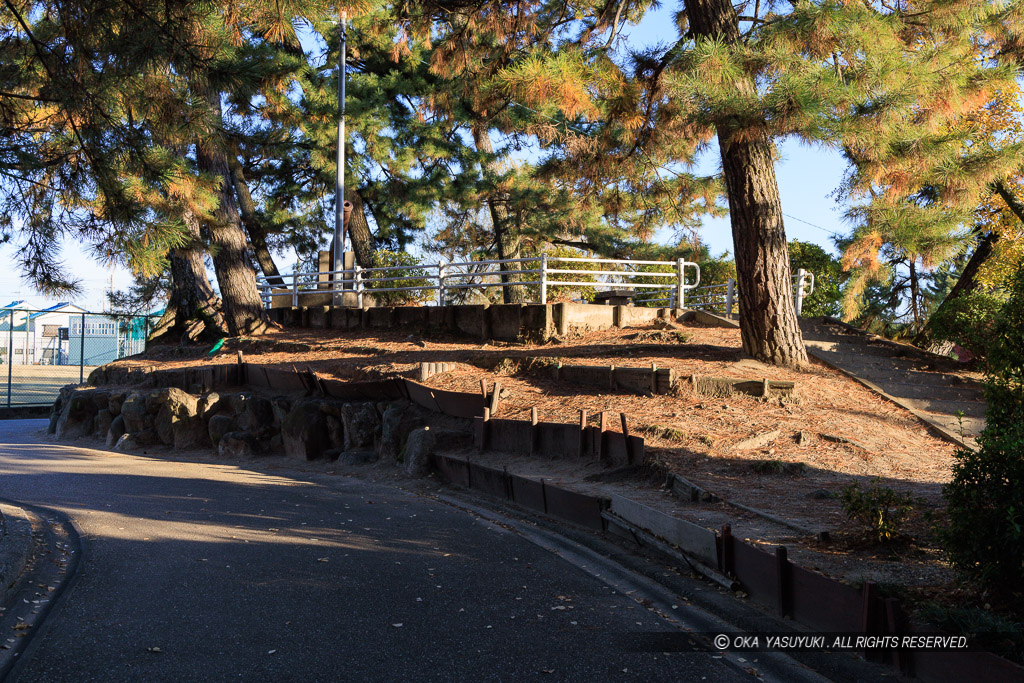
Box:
(0, 306, 159, 407)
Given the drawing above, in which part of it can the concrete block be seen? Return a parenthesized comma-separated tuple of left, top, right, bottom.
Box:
(268, 288, 293, 309)
(613, 367, 655, 394)
(366, 307, 394, 329)
(453, 305, 489, 339)
(308, 306, 329, 329)
(554, 303, 615, 336)
(328, 308, 347, 329)
(488, 304, 524, 341)
(559, 365, 613, 388)
(521, 304, 553, 342)
(609, 494, 719, 568)
(297, 292, 333, 308)
(426, 306, 454, 333)
(615, 305, 660, 328)
(347, 307, 365, 329)
(394, 306, 429, 329)
(280, 307, 300, 327)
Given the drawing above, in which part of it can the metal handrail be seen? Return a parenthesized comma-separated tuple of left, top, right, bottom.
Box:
(258, 256, 823, 314)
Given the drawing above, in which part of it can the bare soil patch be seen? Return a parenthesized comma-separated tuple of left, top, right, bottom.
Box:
(106, 318, 976, 603)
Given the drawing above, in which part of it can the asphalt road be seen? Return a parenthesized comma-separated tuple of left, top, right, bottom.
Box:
(0, 420, 752, 682)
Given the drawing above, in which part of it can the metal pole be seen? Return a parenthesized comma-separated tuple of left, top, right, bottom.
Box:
(725, 278, 735, 316)
(354, 265, 363, 308)
(6, 311, 13, 408)
(794, 268, 807, 317)
(675, 258, 685, 310)
(540, 254, 548, 304)
(438, 264, 446, 306)
(332, 11, 348, 282)
(79, 312, 86, 384)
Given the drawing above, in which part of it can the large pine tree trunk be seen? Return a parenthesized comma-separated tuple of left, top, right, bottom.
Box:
(685, 0, 807, 367)
(228, 157, 285, 287)
(197, 91, 269, 336)
(149, 210, 228, 343)
(472, 125, 528, 304)
(347, 190, 377, 268)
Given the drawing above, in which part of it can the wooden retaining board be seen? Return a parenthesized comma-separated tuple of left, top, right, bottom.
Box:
(536, 422, 581, 459)
(430, 387, 485, 419)
(404, 380, 442, 412)
(789, 564, 863, 632)
(509, 475, 546, 514)
(432, 454, 470, 488)
(543, 486, 606, 531)
(486, 419, 533, 455)
(468, 461, 510, 500)
(731, 540, 779, 606)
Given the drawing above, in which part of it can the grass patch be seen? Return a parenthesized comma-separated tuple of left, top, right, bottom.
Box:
(751, 459, 807, 476)
(641, 424, 687, 442)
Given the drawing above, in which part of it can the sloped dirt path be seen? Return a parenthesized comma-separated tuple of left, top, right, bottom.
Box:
(800, 318, 985, 448)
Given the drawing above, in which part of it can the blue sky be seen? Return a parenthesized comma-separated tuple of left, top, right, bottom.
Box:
(1, 4, 854, 311)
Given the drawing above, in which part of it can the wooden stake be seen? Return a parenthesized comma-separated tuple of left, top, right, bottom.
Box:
(620, 412, 633, 464)
(578, 409, 588, 458)
(530, 407, 538, 456)
(488, 382, 501, 415)
(599, 411, 608, 461)
(480, 379, 488, 396)
(419, 362, 429, 382)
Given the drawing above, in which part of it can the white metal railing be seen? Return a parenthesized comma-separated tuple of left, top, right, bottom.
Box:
(257, 255, 702, 308)
(257, 258, 818, 315)
(633, 268, 815, 316)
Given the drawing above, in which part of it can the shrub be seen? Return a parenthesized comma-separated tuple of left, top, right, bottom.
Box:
(841, 480, 916, 542)
(927, 289, 1006, 359)
(365, 250, 434, 306)
(943, 269, 1024, 603)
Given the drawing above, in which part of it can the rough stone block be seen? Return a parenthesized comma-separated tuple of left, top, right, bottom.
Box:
(282, 400, 328, 460)
(208, 414, 236, 447)
(404, 427, 435, 477)
(342, 402, 381, 451)
(55, 390, 97, 440)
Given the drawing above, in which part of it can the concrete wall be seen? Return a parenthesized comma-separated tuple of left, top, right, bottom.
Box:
(266, 302, 702, 342)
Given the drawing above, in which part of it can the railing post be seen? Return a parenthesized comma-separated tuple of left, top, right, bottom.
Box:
(354, 265, 363, 308)
(291, 272, 299, 308)
(79, 312, 86, 384)
(540, 254, 548, 305)
(438, 264, 446, 306)
(794, 268, 807, 317)
(675, 258, 685, 310)
(6, 310, 13, 408)
(725, 278, 736, 316)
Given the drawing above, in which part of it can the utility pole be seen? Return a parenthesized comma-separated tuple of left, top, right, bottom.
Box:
(332, 11, 348, 284)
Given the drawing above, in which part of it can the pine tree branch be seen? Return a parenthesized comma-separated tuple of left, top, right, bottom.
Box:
(993, 178, 1024, 224)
